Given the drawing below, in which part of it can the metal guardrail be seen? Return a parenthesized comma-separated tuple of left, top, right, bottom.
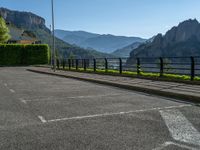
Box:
(56, 56, 200, 81)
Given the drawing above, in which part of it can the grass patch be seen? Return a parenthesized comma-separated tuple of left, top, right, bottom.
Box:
(60, 67, 200, 81)
(163, 74, 191, 80)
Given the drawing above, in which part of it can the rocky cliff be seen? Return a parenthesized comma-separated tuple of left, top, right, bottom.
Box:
(0, 7, 112, 58)
(130, 19, 200, 58)
(0, 7, 46, 30)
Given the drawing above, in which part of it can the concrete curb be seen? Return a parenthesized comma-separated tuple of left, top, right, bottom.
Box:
(56, 69, 200, 85)
(27, 69, 200, 104)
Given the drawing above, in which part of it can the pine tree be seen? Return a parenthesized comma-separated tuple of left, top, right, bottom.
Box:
(0, 16, 11, 43)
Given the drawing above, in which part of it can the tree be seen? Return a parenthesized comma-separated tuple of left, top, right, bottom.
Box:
(0, 16, 10, 43)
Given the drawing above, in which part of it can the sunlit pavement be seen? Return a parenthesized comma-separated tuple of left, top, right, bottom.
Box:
(0, 67, 200, 150)
(29, 67, 200, 103)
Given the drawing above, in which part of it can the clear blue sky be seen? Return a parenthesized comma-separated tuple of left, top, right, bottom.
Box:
(1, 0, 200, 38)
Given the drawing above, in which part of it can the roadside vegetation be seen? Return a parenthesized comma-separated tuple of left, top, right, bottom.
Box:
(58, 67, 200, 82)
(0, 16, 11, 43)
(0, 44, 50, 65)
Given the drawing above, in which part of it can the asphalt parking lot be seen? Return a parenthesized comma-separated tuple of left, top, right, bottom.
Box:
(0, 67, 200, 150)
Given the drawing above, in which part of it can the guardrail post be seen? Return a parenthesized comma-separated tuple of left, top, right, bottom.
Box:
(68, 59, 71, 70)
(62, 58, 65, 70)
(84, 59, 86, 71)
(119, 58, 122, 74)
(191, 56, 195, 81)
(105, 58, 108, 72)
(93, 59, 96, 72)
(57, 59, 59, 69)
(160, 57, 164, 77)
(81, 59, 83, 68)
(137, 58, 141, 75)
(73, 59, 75, 68)
(76, 59, 78, 70)
(86, 59, 88, 70)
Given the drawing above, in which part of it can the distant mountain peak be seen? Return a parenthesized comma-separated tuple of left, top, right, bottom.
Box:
(162, 19, 200, 46)
(130, 19, 200, 58)
(178, 18, 199, 27)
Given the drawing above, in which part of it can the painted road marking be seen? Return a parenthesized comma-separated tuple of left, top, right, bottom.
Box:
(19, 98, 27, 104)
(38, 116, 47, 123)
(3, 83, 15, 93)
(67, 93, 121, 99)
(9, 89, 15, 93)
(160, 109, 200, 146)
(22, 93, 124, 102)
(153, 141, 199, 150)
(44, 104, 191, 123)
(152, 141, 172, 150)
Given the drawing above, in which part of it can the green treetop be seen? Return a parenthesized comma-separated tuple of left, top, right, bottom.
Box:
(0, 16, 11, 43)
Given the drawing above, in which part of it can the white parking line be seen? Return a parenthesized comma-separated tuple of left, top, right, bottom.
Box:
(160, 109, 200, 146)
(153, 141, 199, 150)
(22, 93, 124, 102)
(9, 89, 15, 93)
(44, 104, 191, 123)
(38, 116, 47, 123)
(19, 98, 27, 104)
(152, 141, 172, 150)
(68, 93, 121, 99)
(3, 83, 15, 93)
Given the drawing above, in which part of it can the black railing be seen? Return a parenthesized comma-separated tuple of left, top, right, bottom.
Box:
(56, 56, 200, 81)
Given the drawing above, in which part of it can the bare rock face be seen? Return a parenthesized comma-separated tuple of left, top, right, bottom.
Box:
(130, 19, 200, 58)
(153, 33, 163, 47)
(0, 7, 46, 30)
(163, 19, 200, 46)
(151, 19, 200, 48)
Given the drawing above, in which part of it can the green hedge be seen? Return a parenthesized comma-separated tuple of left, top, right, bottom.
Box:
(0, 44, 50, 66)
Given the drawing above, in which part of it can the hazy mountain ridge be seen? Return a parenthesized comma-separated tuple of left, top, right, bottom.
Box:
(130, 19, 200, 58)
(112, 42, 142, 57)
(0, 7, 112, 58)
(112, 36, 154, 57)
(55, 30, 146, 53)
(55, 30, 99, 40)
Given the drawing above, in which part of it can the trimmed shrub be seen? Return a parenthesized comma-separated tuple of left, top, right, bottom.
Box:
(0, 44, 50, 66)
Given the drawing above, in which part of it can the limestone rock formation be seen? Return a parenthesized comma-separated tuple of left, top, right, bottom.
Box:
(0, 7, 46, 30)
(130, 19, 200, 58)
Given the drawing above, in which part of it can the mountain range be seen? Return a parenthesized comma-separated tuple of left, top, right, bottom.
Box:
(0, 7, 112, 58)
(130, 19, 200, 58)
(111, 42, 142, 57)
(1, 8, 199, 59)
(55, 30, 146, 53)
